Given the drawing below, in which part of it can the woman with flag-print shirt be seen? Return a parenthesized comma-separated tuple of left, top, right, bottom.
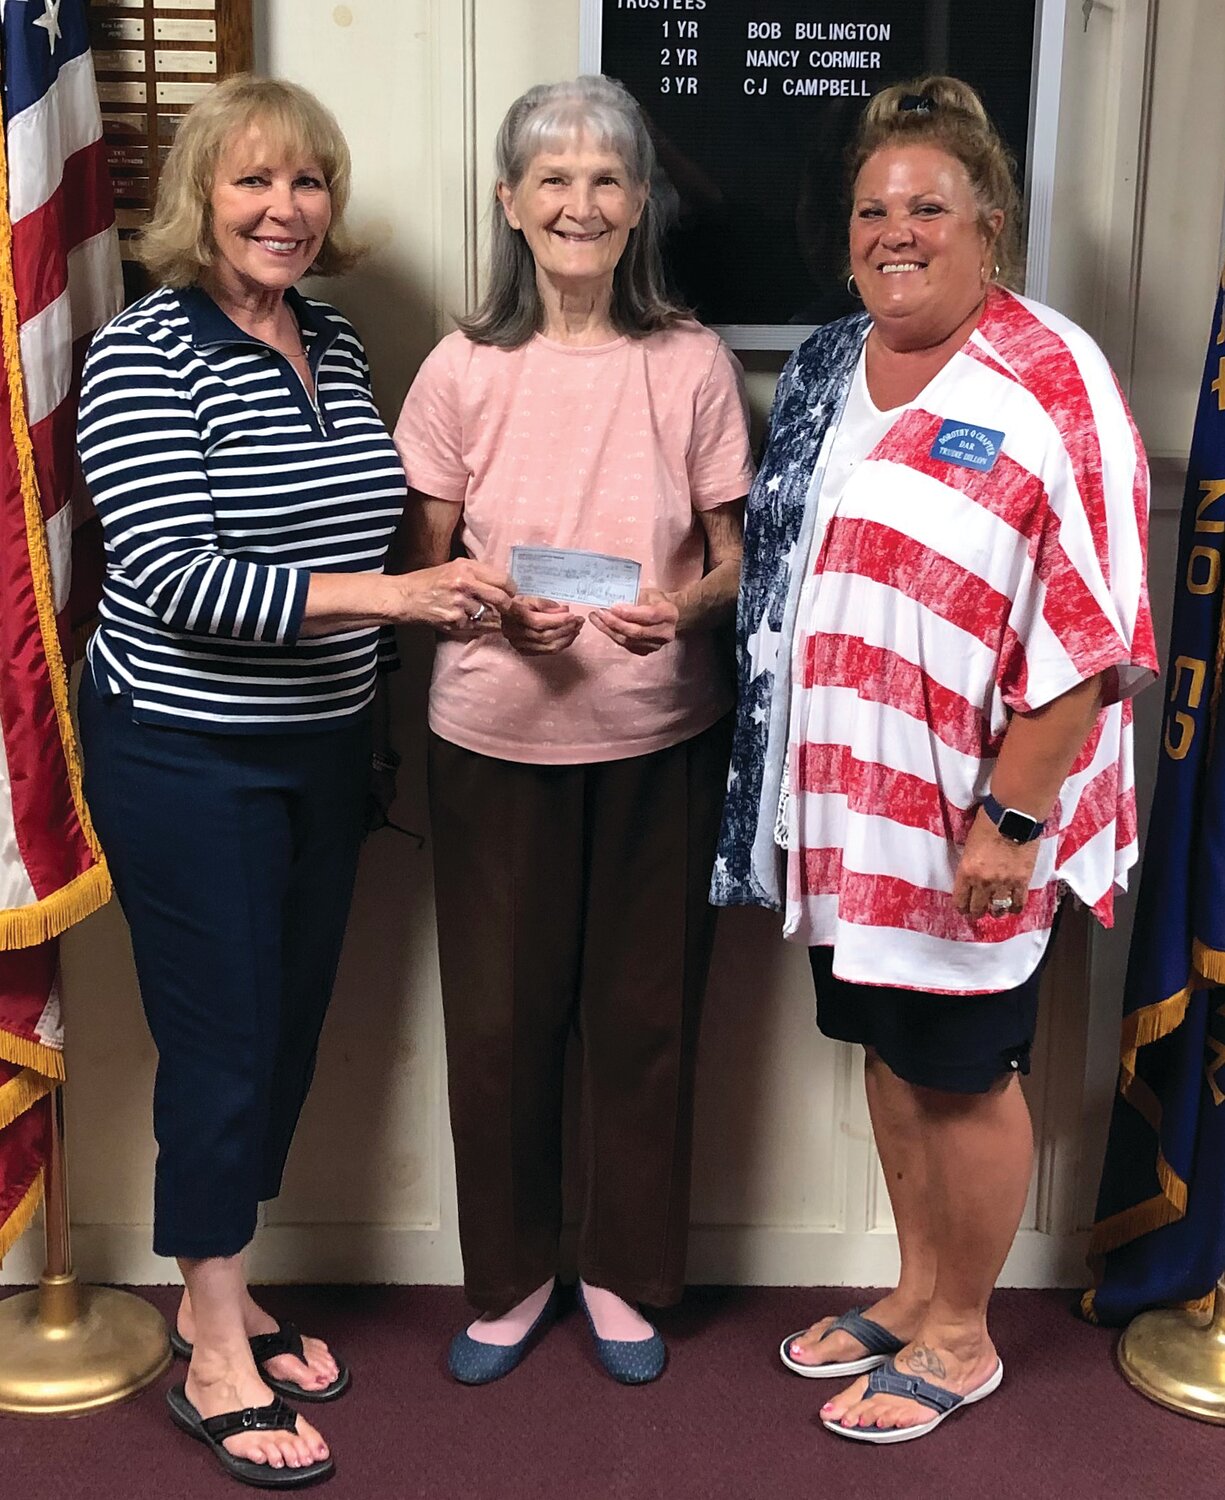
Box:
(714, 77, 1156, 1445)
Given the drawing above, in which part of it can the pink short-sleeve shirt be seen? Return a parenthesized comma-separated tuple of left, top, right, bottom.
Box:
(394, 324, 755, 764)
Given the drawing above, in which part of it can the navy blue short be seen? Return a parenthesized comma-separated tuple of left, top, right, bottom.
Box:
(808, 943, 1053, 1094)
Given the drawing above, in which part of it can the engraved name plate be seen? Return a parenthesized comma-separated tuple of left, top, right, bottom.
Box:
(111, 176, 151, 203)
(94, 49, 147, 73)
(154, 19, 217, 43)
(154, 0, 218, 10)
(155, 82, 215, 105)
(95, 17, 145, 42)
(98, 81, 148, 104)
(102, 111, 148, 136)
(155, 50, 218, 75)
(107, 145, 149, 172)
(156, 113, 188, 143)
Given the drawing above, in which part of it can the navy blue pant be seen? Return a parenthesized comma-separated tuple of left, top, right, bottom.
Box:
(78, 671, 369, 1258)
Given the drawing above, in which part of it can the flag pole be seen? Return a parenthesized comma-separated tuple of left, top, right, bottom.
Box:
(0, 1083, 168, 1415)
(1117, 1273, 1225, 1423)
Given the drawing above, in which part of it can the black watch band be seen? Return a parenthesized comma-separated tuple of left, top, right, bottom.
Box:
(981, 793, 1045, 845)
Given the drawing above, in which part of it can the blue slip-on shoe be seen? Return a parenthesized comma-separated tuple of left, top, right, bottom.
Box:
(447, 1279, 564, 1385)
(779, 1305, 906, 1379)
(576, 1282, 666, 1385)
(821, 1355, 1004, 1443)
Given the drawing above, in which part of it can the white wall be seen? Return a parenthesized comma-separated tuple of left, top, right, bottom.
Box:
(5, 0, 1223, 1287)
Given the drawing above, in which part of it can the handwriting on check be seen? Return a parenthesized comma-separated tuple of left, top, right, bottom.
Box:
(509, 546, 641, 608)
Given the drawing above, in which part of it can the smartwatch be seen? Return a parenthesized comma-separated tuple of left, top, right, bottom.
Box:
(981, 792, 1045, 845)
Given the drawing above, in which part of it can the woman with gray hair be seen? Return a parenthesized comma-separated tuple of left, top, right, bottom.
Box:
(396, 74, 753, 1384)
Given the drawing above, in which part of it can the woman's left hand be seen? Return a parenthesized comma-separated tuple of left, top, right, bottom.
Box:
(952, 807, 1040, 919)
(588, 589, 680, 656)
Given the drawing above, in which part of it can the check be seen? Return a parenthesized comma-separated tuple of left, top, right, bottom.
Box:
(508, 546, 641, 609)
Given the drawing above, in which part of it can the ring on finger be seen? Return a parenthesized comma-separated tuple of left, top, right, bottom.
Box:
(467, 602, 488, 623)
(988, 894, 1014, 915)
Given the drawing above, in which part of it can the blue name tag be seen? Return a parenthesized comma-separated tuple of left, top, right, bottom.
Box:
(930, 420, 1006, 472)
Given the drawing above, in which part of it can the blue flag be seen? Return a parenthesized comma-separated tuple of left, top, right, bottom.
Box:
(1084, 262, 1225, 1325)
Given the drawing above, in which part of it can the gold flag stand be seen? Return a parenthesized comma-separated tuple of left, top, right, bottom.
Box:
(1118, 1273, 1225, 1423)
(0, 1085, 169, 1415)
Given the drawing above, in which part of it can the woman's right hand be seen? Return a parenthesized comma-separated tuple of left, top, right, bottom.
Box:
(501, 596, 584, 655)
(389, 560, 515, 632)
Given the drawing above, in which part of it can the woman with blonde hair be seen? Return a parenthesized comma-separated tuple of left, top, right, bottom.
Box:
(714, 76, 1156, 1441)
(77, 75, 512, 1485)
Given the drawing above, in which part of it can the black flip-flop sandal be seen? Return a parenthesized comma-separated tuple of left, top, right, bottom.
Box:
(170, 1320, 351, 1403)
(166, 1383, 334, 1488)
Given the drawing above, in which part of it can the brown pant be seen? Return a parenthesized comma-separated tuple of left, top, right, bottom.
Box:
(428, 716, 732, 1315)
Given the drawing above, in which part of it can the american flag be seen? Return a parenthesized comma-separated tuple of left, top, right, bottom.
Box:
(0, 0, 121, 1261)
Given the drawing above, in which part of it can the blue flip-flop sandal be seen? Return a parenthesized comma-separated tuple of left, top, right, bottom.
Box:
(779, 1306, 906, 1378)
(821, 1355, 1004, 1443)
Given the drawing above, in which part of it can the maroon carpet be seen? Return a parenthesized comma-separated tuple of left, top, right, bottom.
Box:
(0, 1286, 1215, 1499)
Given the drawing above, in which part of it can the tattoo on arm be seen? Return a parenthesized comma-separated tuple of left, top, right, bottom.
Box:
(904, 1344, 947, 1379)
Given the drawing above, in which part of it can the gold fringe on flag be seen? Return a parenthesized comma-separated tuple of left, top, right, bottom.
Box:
(1192, 938, 1225, 985)
(1197, 534, 1225, 981)
(1085, 573, 1225, 1312)
(0, 1033, 65, 1085)
(1080, 1285, 1213, 1326)
(0, 73, 111, 951)
(0, 1068, 56, 1132)
(1084, 983, 1195, 1286)
(0, 867, 112, 951)
(0, 1167, 43, 1265)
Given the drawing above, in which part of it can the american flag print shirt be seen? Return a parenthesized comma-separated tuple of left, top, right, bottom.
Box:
(726, 288, 1157, 994)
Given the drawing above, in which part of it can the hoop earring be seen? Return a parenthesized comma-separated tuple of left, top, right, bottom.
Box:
(846, 274, 862, 301)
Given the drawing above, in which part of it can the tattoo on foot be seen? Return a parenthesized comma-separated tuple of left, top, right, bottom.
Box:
(904, 1344, 947, 1379)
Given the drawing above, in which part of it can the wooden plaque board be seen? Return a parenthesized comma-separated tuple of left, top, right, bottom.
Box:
(88, 0, 253, 298)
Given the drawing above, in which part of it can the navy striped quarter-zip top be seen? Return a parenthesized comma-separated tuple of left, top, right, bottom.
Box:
(77, 284, 405, 733)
